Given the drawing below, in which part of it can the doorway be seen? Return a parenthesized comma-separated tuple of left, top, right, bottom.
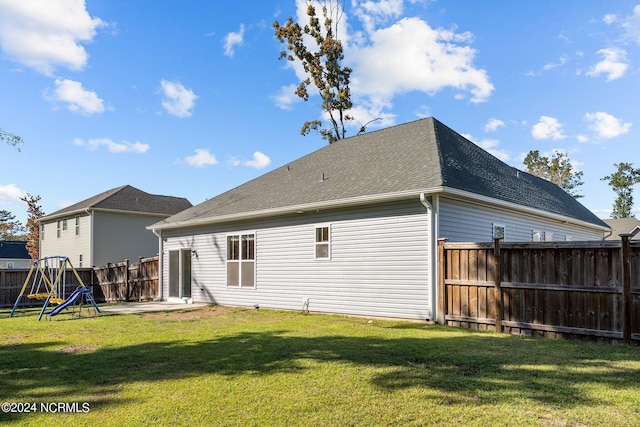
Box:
(168, 249, 192, 301)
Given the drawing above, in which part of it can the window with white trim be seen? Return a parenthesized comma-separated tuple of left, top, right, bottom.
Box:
(315, 225, 330, 259)
(41, 224, 45, 241)
(62, 218, 68, 231)
(75, 216, 80, 235)
(532, 231, 542, 242)
(227, 233, 255, 287)
(57, 220, 61, 238)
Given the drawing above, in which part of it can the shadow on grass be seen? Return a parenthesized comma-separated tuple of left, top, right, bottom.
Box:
(2, 324, 640, 417)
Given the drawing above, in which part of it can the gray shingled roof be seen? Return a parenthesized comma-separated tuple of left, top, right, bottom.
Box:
(603, 218, 640, 240)
(40, 185, 192, 221)
(152, 117, 607, 230)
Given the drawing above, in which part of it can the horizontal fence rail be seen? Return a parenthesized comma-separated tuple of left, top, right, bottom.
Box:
(438, 237, 640, 344)
(0, 256, 159, 307)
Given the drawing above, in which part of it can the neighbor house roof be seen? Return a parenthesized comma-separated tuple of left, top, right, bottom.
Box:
(0, 240, 29, 259)
(151, 117, 608, 231)
(603, 218, 640, 240)
(40, 185, 192, 222)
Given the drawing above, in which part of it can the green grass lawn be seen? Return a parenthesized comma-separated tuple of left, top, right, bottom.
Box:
(1, 305, 640, 426)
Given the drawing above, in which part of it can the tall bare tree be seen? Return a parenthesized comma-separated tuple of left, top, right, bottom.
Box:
(274, 0, 353, 144)
(523, 150, 584, 199)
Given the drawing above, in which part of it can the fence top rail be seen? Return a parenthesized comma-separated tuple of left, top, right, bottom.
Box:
(443, 240, 625, 250)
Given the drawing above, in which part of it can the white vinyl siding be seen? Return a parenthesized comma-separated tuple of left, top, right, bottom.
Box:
(161, 200, 432, 320)
(40, 214, 91, 267)
(438, 197, 604, 242)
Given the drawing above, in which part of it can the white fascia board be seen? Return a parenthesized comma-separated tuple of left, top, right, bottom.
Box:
(40, 208, 169, 223)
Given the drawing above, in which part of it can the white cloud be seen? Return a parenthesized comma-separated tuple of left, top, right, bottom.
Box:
(531, 116, 566, 140)
(484, 118, 505, 132)
(603, 14, 617, 25)
(272, 84, 301, 110)
(243, 151, 271, 169)
(577, 134, 589, 143)
(0, 0, 105, 75)
(542, 54, 569, 71)
(0, 183, 26, 205)
(618, 5, 640, 45)
(160, 80, 197, 118)
(350, 17, 493, 105)
(584, 112, 632, 139)
(224, 24, 245, 57)
(275, 3, 494, 119)
(47, 79, 104, 115)
(185, 149, 217, 167)
(586, 48, 629, 81)
(73, 138, 149, 153)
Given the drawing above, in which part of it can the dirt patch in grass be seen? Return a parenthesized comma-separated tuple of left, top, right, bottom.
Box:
(143, 304, 235, 320)
(56, 345, 98, 354)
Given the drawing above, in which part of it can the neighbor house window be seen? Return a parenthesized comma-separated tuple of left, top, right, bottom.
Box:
(78, 254, 83, 268)
(315, 225, 330, 259)
(492, 224, 505, 240)
(41, 224, 45, 241)
(62, 219, 68, 231)
(57, 220, 61, 238)
(227, 233, 255, 287)
(75, 216, 80, 235)
(532, 231, 541, 242)
(544, 232, 554, 242)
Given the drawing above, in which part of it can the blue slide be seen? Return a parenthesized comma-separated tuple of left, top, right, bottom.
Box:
(45, 287, 99, 317)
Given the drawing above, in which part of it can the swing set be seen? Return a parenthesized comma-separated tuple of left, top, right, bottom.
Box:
(10, 256, 100, 321)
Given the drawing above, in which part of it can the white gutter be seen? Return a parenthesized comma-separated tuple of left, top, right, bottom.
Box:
(151, 227, 163, 301)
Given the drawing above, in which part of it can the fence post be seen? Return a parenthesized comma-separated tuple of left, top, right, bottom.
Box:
(493, 238, 502, 333)
(437, 239, 448, 325)
(125, 259, 130, 302)
(621, 234, 631, 344)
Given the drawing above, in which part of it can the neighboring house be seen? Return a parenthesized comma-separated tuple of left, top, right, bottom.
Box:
(39, 185, 192, 268)
(0, 240, 31, 269)
(603, 217, 640, 240)
(149, 118, 609, 321)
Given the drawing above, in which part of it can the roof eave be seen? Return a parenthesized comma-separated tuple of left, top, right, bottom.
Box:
(39, 207, 174, 223)
(148, 188, 445, 231)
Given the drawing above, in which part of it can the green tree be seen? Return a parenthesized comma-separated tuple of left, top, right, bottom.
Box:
(523, 150, 584, 198)
(20, 194, 44, 260)
(1, 128, 23, 151)
(274, 0, 353, 144)
(0, 210, 24, 240)
(601, 162, 640, 218)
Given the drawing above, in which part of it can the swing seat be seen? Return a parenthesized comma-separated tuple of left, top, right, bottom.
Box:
(49, 298, 64, 305)
(27, 293, 50, 300)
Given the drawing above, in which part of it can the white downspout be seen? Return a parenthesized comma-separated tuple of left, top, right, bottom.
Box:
(152, 228, 163, 301)
(420, 193, 438, 322)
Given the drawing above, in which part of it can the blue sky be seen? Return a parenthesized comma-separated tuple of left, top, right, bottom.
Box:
(2, 1, 640, 226)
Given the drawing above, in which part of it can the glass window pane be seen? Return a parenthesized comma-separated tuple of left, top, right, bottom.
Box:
(316, 243, 329, 259)
(241, 261, 255, 287)
(227, 236, 239, 260)
(242, 234, 255, 260)
(316, 227, 329, 243)
(227, 261, 239, 286)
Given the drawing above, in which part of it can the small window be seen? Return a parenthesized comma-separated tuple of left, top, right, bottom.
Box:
(532, 231, 541, 242)
(492, 224, 505, 240)
(75, 216, 80, 235)
(227, 233, 255, 287)
(315, 226, 330, 259)
(62, 219, 68, 231)
(544, 232, 554, 242)
(78, 254, 83, 268)
(41, 224, 45, 241)
(7, 262, 14, 269)
(57, 220, 61, 238)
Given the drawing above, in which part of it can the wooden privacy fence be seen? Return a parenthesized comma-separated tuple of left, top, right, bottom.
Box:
(92, 256, 159, 302)
(0, 267, 97, 307)
(0, 256, 159, 307)
(438, 236, 640, 344)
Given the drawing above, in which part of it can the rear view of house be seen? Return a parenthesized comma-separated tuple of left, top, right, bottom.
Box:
(40, 185, 192, 268)
(149, 118, 609, 320)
